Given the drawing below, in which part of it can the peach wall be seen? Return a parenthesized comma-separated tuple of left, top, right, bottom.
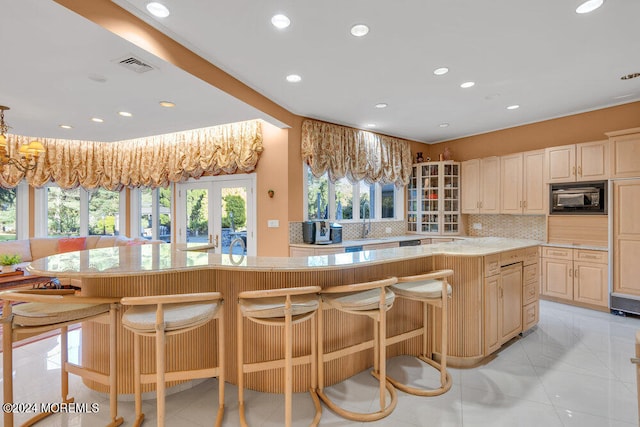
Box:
(419, 101, 640, 161)
(255, 122, 290, 256)
(287, 116, 305, 222)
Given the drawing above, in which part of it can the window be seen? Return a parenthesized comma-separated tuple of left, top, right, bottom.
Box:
(304, 165, 403, 221)
(35, 185, 125, 237)
(0, 188, 17, 241)
(131, 186, 172, 242)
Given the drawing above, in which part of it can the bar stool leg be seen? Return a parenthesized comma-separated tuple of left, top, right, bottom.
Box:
(155, 307, 167, 427)
(133, 333, 144, 426)
(284, 304, 293, 427)
(108, 304, 123, 426)
(237, 303, 247, 427)
(3, 310, 14, 427)
(61, 326, 71, 403)
(216, 306, 225, 427)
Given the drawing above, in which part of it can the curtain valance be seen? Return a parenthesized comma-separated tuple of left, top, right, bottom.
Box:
(301, 119, 412, 187)
(0, 120, 263, 190)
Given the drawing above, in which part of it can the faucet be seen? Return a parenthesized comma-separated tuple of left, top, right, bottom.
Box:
(361, 201, 371, 238)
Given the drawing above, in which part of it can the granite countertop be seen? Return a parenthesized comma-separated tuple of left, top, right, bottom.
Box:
(26, 238, 542, 277)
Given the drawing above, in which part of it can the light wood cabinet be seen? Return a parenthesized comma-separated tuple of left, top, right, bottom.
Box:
(613, 179, 640, 297)
(607, 128, 640, 178)
(461, 157, 500, 214)
(500, 263, 523, 342)
(545, 140, 609, 183)
(406, 161, 461, 235)
(500, 150, 546, 214)
(541, 246, 608, 309)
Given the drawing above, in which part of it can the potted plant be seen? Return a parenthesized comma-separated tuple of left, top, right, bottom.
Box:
(0, 254, 22, 273)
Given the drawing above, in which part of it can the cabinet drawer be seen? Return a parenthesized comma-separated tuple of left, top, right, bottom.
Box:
(542, 247, 573, 260)
(484, 254, 500, 277)
(523, 302, 539, 332)
(523, 264, 539, 286)
(523, 282, 538, 305)
(574, 249, 607, 264)
(523, 247, 539, 266)
(500, 250, 523, 266)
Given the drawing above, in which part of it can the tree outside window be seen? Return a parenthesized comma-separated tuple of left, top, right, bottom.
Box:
(89, 189, 119, 235)
(0, 188, 17, 241)
(47, 187, 80, 236)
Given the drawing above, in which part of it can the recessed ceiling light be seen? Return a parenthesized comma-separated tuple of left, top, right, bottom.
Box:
(146, 2, 170, 18)
(506, 105, 520, 110)
(91, 118, 104, 123)
(271, 14, 291, 29)
(286, 74, 302, 83)
(460, 81, 475, 88)
(621, 72, 640, 80)
(59, 124, 73, 129)
(375, 103, 388, 109)
(88, 74, 107, 83)
(576, 0, 604, 14)
(350, 24, 369, 37)
(433, 67, 449, 76)
(159, 101, 175, 108)
(365, 123, 376, 128)
(439, 123, 450, 128)
(118, 111, 133, 117)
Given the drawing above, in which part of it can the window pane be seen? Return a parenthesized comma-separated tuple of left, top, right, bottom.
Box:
(0, 188, 17, 241)
(358, 182, 374, 219)
(88, 189, 120, 236)
(381, 183, 395, 218)
(307, 169, 328, 220)
(47, 187, 80, 237)
(159, 186, 172, 242)
(139, 188, 153, 239)
(335, 178, 353, 220)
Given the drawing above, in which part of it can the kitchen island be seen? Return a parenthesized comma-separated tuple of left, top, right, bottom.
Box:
(27, 237, 540, 394)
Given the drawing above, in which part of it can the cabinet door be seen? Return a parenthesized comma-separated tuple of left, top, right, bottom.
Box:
(500, 264, 523, 343)
(290, 247, 315, 257)
(545, 144, 576, 183)
(500, 153, 523, 214)
(480, 157, 500, 213)
(484, 275, 501, 355)
(542, 257, 573, 300)
(461, 159, 480, 213)
(577, 140, 609, 181)
(610, 132, 640, 178)
(523, 150, 547, 214)
(574, 261, 608, 307)
(613, 180, 640, 296)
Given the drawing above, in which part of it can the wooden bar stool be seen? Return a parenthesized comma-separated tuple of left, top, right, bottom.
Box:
(386, 269, 454, 396)
(1, 289, 122, 427)
(317, 277, 398, 422)
(237, 286, 322, 427)
(120, 292, 224, 427)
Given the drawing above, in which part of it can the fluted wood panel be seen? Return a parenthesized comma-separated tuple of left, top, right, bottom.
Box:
(80, 255, 499, 394)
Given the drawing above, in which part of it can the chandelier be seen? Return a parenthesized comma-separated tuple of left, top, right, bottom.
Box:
(0, 105, 45, 172)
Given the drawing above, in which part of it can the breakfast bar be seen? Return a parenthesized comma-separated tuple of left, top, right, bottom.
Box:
(26, 238, 540, 394)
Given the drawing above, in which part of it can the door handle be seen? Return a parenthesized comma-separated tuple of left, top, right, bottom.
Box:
(209, 234, 219, 247)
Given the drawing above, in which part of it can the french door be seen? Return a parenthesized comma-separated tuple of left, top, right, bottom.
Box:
(176, 175, 256, 256)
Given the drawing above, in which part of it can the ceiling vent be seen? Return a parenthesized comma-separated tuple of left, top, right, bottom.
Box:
(115, 55, 155, 73)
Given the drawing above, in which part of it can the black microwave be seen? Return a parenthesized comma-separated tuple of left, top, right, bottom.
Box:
(550, 181, 607, 215)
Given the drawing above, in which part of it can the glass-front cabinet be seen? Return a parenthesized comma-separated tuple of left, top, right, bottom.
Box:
(406, 161, 461, 235)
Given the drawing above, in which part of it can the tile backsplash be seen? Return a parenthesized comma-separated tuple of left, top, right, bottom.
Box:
(465, 214, 546, 241)
(289, 220, 406, 243)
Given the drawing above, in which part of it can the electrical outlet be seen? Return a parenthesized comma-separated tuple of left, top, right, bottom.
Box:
(267, 220, 279, 228)
(473, 223, 482, 230)
(385, 227, 392, 234)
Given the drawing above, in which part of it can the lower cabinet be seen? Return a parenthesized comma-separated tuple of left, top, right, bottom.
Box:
(541, 247, 608, 309)
(289, 246, 345, 256)
(484, 246, 539, 355)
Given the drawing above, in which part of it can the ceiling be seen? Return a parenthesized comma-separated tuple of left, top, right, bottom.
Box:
(2, 0, 640, 144)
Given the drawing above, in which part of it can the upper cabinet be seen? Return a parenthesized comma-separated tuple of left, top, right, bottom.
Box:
(461, 157, 500, 214)
(606, 128, 640, 179)
(407, 161, 461, 235)
(545, 140, 609, 183)
(500, 150, 546, 215)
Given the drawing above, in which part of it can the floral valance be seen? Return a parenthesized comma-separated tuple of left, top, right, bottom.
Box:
(301, 119, 412, 187)
(0, 120, 263, 190)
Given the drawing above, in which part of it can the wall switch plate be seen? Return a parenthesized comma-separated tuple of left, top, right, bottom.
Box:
(267, 220, 279, 228)
(385, 227, 392, 234)
(473, 223, 482, 230)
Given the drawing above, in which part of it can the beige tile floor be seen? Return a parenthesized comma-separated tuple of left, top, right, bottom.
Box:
(1, 300, 638, 426)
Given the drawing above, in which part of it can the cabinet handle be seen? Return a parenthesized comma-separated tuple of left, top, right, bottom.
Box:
(578, 166, 582, 176)
(580, 254, 598, 259)
(572, 166, 576, 176)
(519, 201, 523, 208)
(569, 268, 572, 277)
(523, 200, 527, 208)
(480, 201, 483, 208)
(575, 268, 579, 278)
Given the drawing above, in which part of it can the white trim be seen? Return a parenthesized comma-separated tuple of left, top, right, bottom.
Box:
(118, 187, 127, 236)
(129, 188, 142, 238)
(15, 182, 29, 240)
(33, 187, 48, 237)
(79, 190, 89, 235)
